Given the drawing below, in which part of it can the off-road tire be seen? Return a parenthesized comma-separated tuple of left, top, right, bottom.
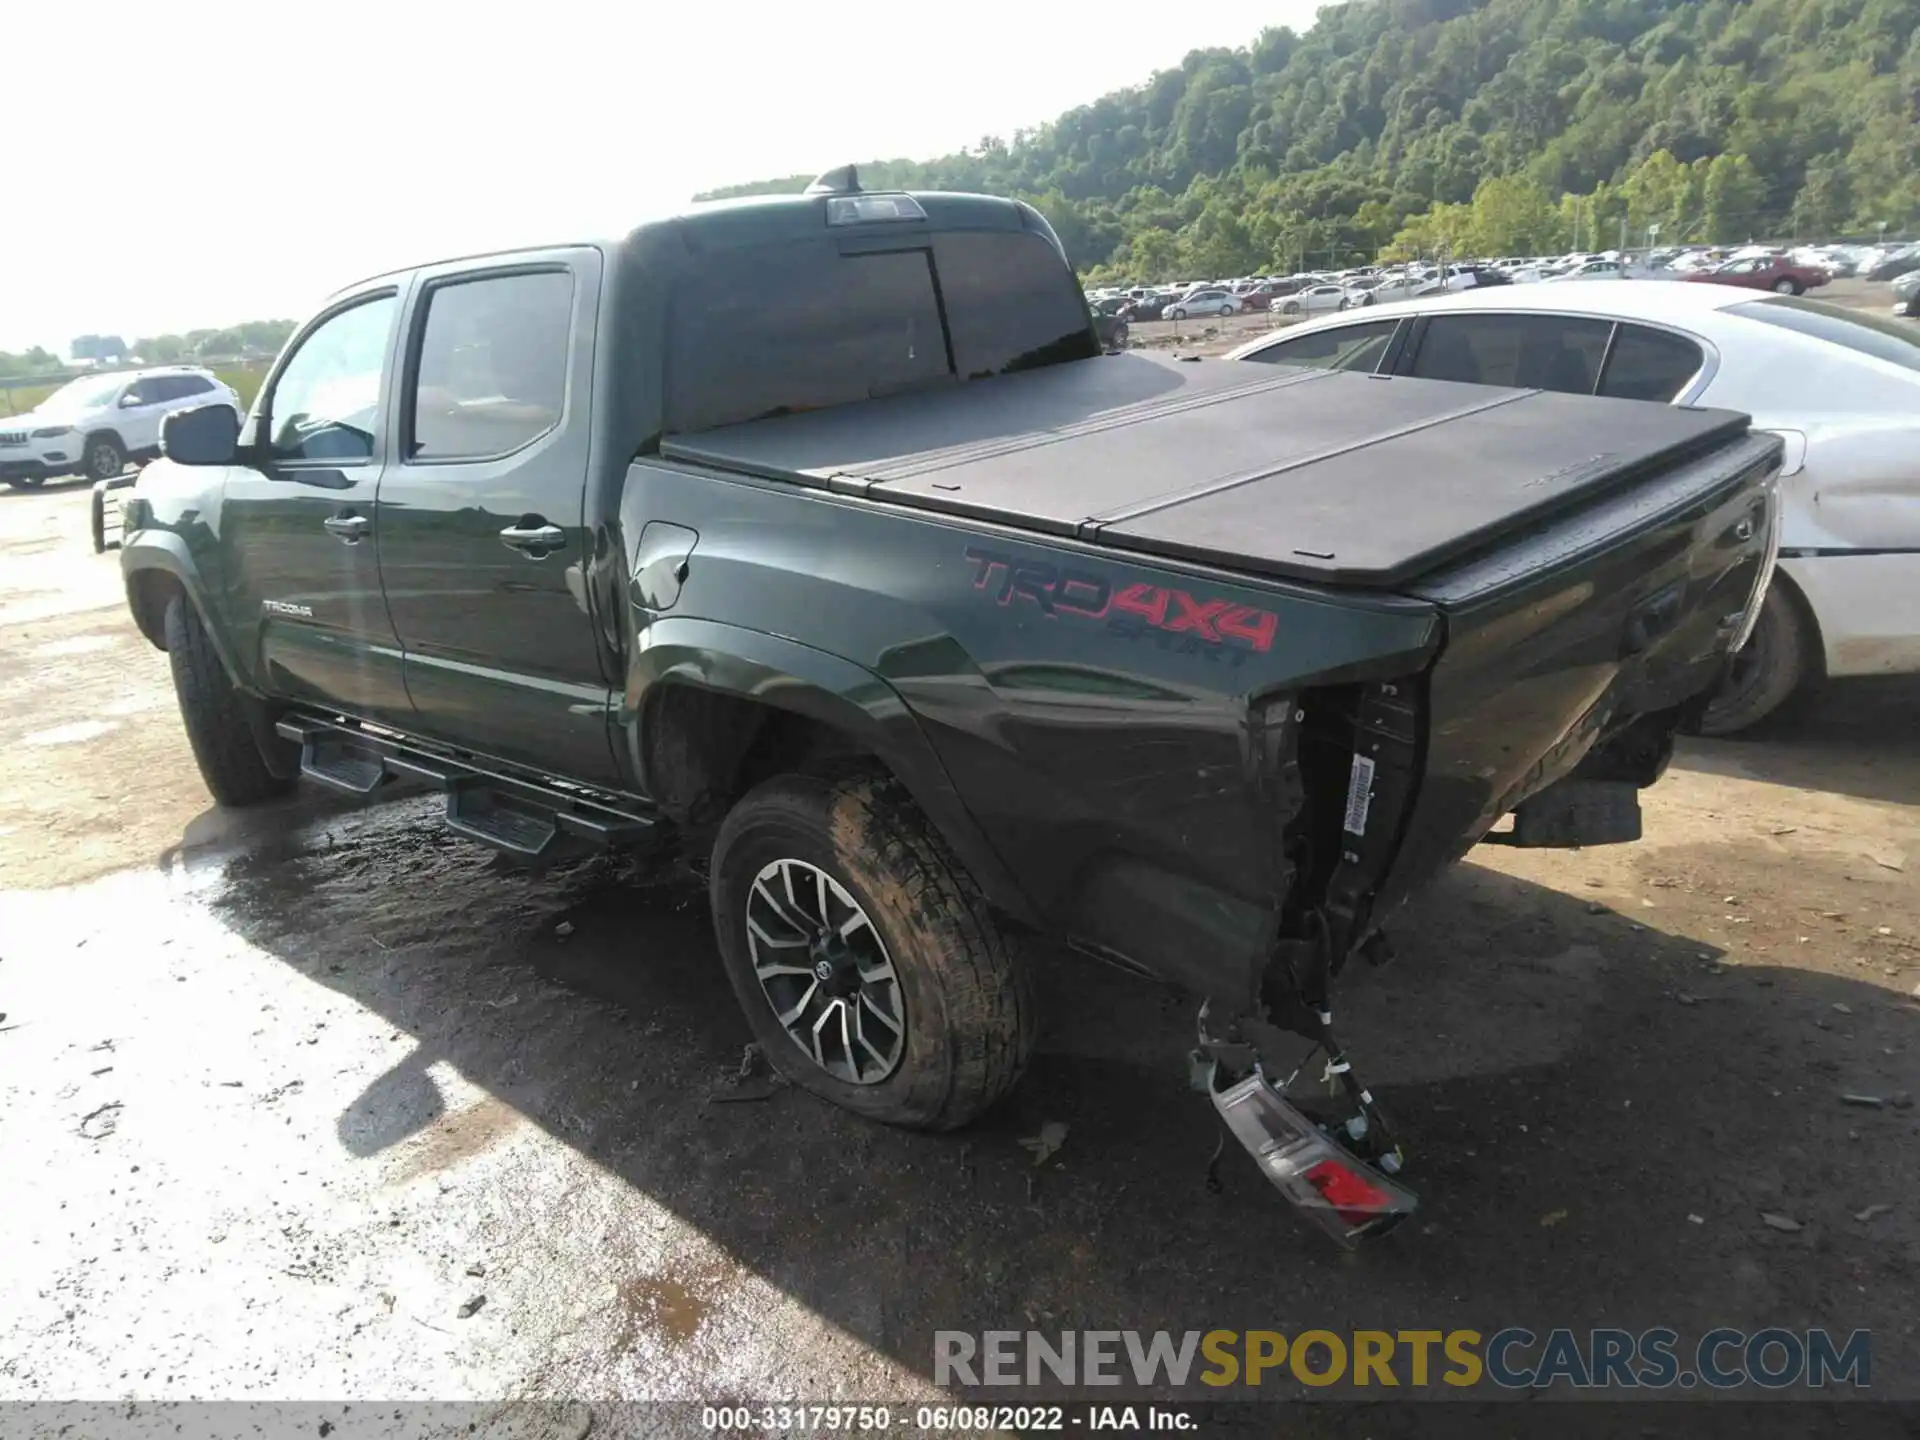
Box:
(709, 771, 1035, 1130)
(164, 595, 297, 806)
(82, 434, 124, 481)
(1697, 586, 1812, 737)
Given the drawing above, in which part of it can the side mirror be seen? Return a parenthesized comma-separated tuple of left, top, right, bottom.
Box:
(118, 392, 144, 408)
(161, 403, 241, 466)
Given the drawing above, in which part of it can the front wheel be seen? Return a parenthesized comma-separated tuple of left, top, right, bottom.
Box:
(1697, 587, 1813, 737)
(1772, 278, 1801, 295)
(82, 434, 125, 481)
(709, 772, 1035, 1131)
(165, 595, 298, 806)
(1282, 301, 1301, 316)
(5, 475, 46, 490)
(1110, 323, 1129, 350)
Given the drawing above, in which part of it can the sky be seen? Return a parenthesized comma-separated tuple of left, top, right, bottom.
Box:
(0, 0, 1325, 354)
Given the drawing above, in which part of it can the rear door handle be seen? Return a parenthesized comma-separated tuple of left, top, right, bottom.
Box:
(499, 521, 567, 555)
(323, 513, 371, 543)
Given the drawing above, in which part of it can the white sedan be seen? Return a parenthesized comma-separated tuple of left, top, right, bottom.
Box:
(1163, 289, 1239, 321)
(1226, 281, 1920, 733)
(1270, 283, 1357, 317)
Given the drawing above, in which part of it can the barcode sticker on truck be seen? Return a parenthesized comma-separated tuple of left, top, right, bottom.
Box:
(1343, 754, 1376, 836)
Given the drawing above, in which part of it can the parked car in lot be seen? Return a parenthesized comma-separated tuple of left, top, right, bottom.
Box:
(1866, 244, 1920, 283)
(1893, 267, 1920, 318)
(0, 366, 243, 489)
(1230, 283, 1287, 312)
(1685, 254, 1829, 295)
(1227, 281, 1920, 733)
(118, 174, 1778, 1245)
(1088, 295, 1133, 350)
(1163, 289, 1238, 320)
(1271, 282, 1355, 316)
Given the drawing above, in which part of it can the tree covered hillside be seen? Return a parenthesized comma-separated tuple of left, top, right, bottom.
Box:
(701, 0, 1920, 278)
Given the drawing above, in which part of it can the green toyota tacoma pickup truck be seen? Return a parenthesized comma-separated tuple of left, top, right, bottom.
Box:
(119, 169, 1782, 1243)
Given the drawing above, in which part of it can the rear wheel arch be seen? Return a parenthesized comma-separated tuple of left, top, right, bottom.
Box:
(641, 682, 879, 828)
(628, 620, 1038, 924)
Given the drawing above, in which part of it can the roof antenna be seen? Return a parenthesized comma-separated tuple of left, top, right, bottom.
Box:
(805, 164, 862, 196)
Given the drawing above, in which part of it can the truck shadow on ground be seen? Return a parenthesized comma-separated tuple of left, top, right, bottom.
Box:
(186, 792, 1916, 1399)
(1674, 674, 1920, 807)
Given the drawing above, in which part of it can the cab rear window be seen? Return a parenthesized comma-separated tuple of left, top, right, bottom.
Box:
(665, 229, 1094, 433)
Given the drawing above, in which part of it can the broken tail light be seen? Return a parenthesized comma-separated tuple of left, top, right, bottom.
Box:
(1211, 1068, 1418, 1247)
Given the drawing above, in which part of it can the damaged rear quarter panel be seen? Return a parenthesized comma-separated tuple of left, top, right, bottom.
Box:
(624, 460, 1440, 1003)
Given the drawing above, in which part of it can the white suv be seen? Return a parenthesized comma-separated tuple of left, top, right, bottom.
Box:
(0, 366, 244, 489)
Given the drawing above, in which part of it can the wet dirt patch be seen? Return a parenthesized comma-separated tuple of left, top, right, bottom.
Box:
(382, 1093, 527, 1186)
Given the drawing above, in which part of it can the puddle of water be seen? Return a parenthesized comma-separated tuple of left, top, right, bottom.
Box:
(619, 1272, 711, 1346)
(22, 720, 117, 747)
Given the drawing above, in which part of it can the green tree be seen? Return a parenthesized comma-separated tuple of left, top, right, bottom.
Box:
(706, 0, 1920, 268)
(1127, 228, 1182, 280)
(1465, 174, 1560, 253)
(1703, 152, 1767, 241)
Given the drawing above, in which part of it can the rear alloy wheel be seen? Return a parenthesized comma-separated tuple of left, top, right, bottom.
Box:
(742, 857, 907, 1086)
(1110, 323, 1129, 350)
(83, 434, 125, 481)
(1697, 586, 1812, 737)
(710, 771, 1035, 1130)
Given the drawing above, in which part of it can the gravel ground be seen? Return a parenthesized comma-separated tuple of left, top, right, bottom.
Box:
(2, 423, 1917, 1432)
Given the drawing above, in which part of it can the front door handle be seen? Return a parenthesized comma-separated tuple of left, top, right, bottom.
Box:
(323, 513, 371, 543)
(499, 521, 567, 555)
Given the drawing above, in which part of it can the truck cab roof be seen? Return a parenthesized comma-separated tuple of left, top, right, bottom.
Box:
(334, 181, 1052, 298)
(327, 175, 1100, 445)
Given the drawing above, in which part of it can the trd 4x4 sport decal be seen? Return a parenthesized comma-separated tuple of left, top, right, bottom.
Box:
(963, 546, 1279, 665)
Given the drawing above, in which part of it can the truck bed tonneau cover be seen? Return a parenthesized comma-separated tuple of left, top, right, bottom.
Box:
(660, 351, 1752, 588)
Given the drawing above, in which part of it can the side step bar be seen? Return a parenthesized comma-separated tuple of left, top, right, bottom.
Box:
(276, 717, 665, 861)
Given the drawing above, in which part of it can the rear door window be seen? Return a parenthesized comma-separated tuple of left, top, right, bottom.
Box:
(1408, 313, 1612, 394)
(1598, 325, 1705, 402)
(1241, 320, 1400, 374)
(409, 270, 574, 463)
